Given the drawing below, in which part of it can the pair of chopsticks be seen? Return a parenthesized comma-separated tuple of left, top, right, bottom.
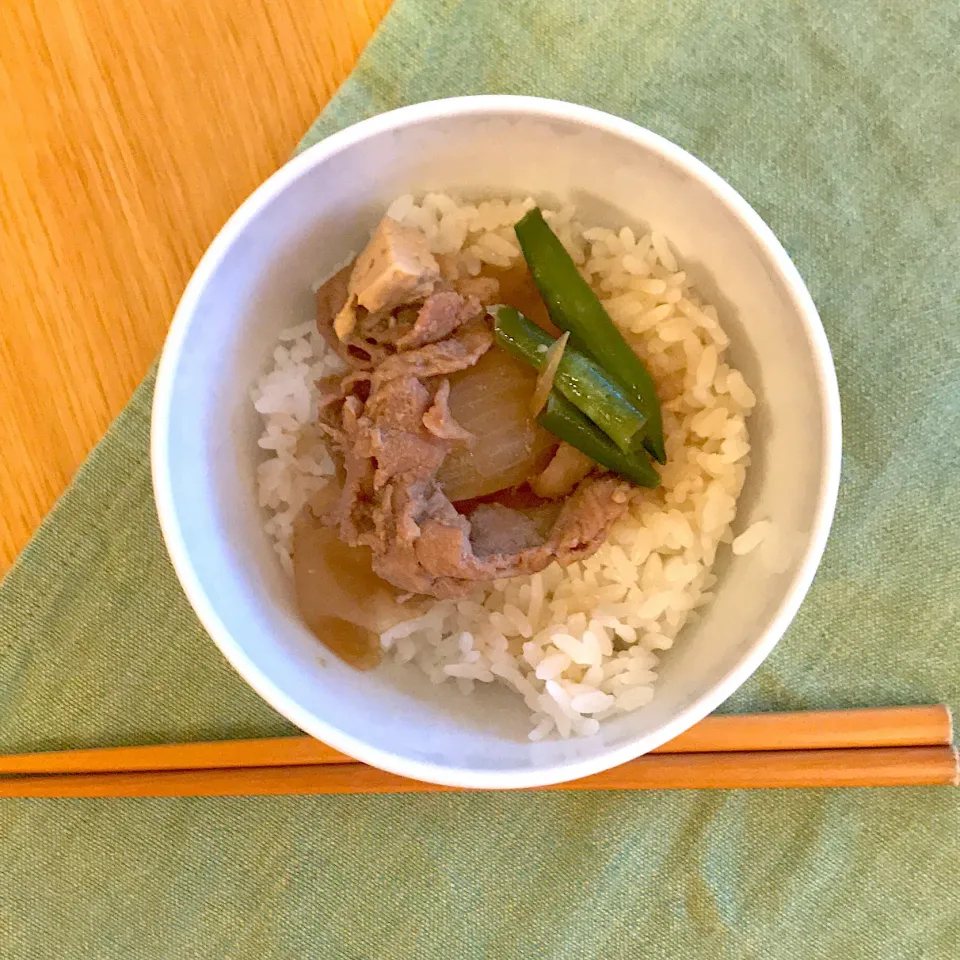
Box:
(0, 706, 955, 797)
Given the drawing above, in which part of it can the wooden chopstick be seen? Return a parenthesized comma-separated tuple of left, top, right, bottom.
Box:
(0, 747, 956, 797)
(0, 706, 950, 776)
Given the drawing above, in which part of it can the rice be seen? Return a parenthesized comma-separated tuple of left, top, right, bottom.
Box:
(252, 194, 759, 740)
(249, 322, 345, 574)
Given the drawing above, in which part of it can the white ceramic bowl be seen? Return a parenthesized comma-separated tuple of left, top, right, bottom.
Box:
(152, 96, 841, 789)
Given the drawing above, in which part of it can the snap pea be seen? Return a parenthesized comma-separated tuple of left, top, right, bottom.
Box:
(537, 393, 660, 489)
(514, 207, 666, 463)
(491, 305, 646, 455)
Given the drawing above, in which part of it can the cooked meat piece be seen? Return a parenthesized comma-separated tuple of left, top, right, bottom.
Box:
(427, 256, 501, 303)
(331, 314, 493, 390)
(385, 475, 630, 597)
(368, 480, 470, 597)
(363, 483, 431, 596)
(353, 304, 418, 347)
(412, 518, 477, 584)
(522, 500, 564, 540)
(552, 476, 631, 553)
(532, 442, 596, 499)
(365, 427, 448, 490)
(337, 447, 376, 546)
(342, 337, 394, 371)
(371, 318, 494, 388)
(313, 375, 348, 423)
(397, 291, 483, 350)
(455, 275, 501, 304)
(467, 504, 546, 557)
(422, 380, 474, 444)
(316, 263, 372, 368)
(315, 261, 398, 370)
(348, 377, 450, 490)
(334, 217, 440, 339)
(364, 375, 430, 431)
(334, 454, 630, 598)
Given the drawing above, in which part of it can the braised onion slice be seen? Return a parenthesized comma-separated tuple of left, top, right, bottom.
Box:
(293, 511, 422, 670)
(529, 330, 569, 417)
(435, 348, 556, 502)
(530, 441, 595, 499)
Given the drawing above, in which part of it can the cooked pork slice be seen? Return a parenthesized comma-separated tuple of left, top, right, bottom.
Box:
(371, 476, 630, 598)
(422, 380, 475, 444)
(371, 319, 494, 388)
(467, 504, 546, 557)
(397, 291, 483, 350)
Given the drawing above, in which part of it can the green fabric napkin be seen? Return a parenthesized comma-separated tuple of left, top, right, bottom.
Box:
(2, 1, 958, 956)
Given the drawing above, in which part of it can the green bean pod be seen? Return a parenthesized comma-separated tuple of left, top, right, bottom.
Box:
(491, 305, 646, 454)
(514, 207, 666, 463)
(537, 393, 660, 489)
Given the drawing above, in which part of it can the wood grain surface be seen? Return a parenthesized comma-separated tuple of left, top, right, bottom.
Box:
(0, 0, 392, 573)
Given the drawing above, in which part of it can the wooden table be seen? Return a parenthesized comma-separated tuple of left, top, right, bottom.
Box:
(0, 0, 391, 573)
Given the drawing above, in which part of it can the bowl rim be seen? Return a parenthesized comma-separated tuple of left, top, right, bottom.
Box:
(152, 94, 843, 789)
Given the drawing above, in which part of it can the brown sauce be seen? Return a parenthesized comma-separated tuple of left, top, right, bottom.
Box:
(480, 261, 561, 335)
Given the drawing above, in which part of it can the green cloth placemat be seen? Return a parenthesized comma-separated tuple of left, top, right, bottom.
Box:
(2, 1, 958, 956)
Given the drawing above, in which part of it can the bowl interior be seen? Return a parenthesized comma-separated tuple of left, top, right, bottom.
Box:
(154, 101, 837, 787)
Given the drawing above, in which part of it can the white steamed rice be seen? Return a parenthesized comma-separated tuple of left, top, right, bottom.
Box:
(250, 194, 763, 741)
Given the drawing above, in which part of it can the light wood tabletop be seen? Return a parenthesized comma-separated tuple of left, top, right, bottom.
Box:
(0, 0, 392, 573)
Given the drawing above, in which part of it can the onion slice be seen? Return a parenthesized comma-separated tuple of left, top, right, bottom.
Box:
(529, 330, 569, 417)
(293, 511, 422, 669)
(436, 349, 556, 502)
(531, 442, 595, 499)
